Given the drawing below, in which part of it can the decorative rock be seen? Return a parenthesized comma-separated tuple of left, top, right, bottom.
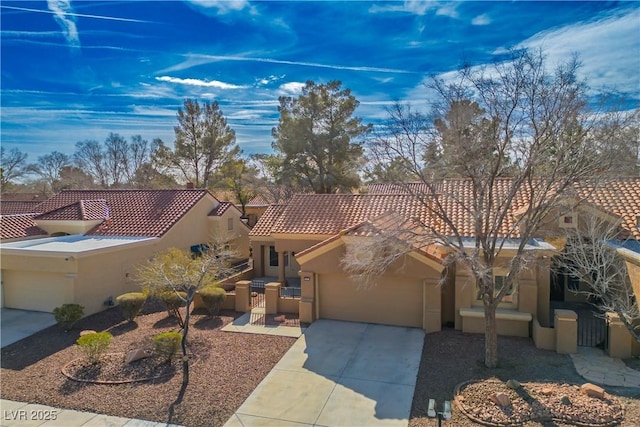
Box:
(540, 387, 554, 396)
(490, 392, 511, 407)
(561, 395, 572, 405)
(506, 379, 521, 390)
(80, 330, 96, 336)
(580, 383, 605, 399)
(125, 348, 152, 364)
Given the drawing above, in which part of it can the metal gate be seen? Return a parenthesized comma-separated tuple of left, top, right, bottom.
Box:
(251, 279, 266, 308)
(575, 304, 608, 349)
(577, 310, 607, 348)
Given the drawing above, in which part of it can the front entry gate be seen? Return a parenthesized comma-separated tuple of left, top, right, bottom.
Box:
(577, 310, 607, 348)
(251, 280, 266, 308)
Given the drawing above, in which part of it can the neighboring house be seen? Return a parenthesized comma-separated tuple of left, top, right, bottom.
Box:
(251, 178, 640, 342)
(0, 189, 250, 315)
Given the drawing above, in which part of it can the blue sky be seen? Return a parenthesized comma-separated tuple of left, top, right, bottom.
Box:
(1, 1, 639, 161)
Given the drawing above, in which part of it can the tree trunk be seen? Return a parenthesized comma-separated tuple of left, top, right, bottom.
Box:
(484, 303, 499, 368)
(181, 293, 193, 357)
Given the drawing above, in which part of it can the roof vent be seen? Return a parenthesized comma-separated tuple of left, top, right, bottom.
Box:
(636, 214, 640, 229)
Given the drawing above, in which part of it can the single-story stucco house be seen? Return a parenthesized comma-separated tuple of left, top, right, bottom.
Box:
(0, 189, 250, 315)
(249, 178, 640, 353)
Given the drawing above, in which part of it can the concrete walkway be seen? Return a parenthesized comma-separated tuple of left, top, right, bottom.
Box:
(0, 400, 183, 427)
(570, 347, 640, 387)
(224, 319, 424, 427)
(1, 309, 56, 348)
(221, 307, 306, 338)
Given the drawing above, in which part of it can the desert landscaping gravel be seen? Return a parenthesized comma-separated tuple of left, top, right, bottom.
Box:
(2, 303, 639, 427)
(1, 303, 295, 427)
(410, 330, 640, 427)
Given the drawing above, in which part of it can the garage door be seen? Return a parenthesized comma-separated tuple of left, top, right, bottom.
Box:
(3, 270, 71, 312)
(318, 273, 423, 327)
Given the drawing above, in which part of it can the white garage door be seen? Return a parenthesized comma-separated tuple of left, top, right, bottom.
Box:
(318, 273, 423, 328)
(3, 270, 71, 312)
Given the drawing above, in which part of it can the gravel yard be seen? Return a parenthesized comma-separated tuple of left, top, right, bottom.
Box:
(2, 304, 639, 427)
(410, 329, 640, 427)
(1, 303, 295, 427)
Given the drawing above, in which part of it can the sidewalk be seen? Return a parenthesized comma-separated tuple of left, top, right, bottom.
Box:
(570, 347, 640, 387)
(0, 400, 183, 427)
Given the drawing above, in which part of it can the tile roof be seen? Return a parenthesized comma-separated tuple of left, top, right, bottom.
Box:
(0, 214, 47, 240)
(268, 194, 430, 236)
(208, 201, 237, 216)
(33, 189, 210, 237)
(0, 200, 42, 215)
(365, 182, 432, 195)
(249, 204, 287, 237)
(256, 178, 640, 240)
(577, 177, 640, 239)
(247, 194, 274, 207)
(35, 200, 110, 221)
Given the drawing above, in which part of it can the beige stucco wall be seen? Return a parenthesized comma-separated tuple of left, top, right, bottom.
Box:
(0, 195, 253, 315)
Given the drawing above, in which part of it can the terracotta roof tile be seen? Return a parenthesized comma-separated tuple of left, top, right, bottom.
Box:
(34, 189, 209, 237)
(260, 178, 640, 240)
(209, 201, 237, 216)
(269, 194, 429, 236)
(577, 177, 640, 239)
(249, 204, 287, 237)
(0, 201, 42, 215)
(35, 199, 110, 221)
(0, 214, 47, 240)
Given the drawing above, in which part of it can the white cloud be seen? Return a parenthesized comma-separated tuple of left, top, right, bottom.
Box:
(185, 0, 255, 15)
(279, 82, 306, 94)
(155, 76, 246, 89)
(472, 14, 491, 26)
(160, 53, 415, 75)
(369, 1, 458, 18)
(513, 8, 640, 95)
(47, 0, 79, 48)
(256, 74, 285, 86)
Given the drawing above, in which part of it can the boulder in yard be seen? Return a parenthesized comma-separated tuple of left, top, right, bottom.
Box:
(125, 348, 152, 364)
(580, 383, 605, 399)
(490, 392, 511, 407)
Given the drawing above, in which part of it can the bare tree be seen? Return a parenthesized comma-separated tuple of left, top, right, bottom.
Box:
(362, 49, 624, 368)
(104, 133, 129, 187)
(73, 139, 109, 187)
(556, 213, 639, 342)
(1, 147, 30, 190)
(135, 235, 238, 358)
(31, 151, 71, 193)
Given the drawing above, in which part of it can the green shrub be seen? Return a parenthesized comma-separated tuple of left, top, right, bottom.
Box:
(76, 331, 112, 363)
(153, 331, 182, 363)
(116, 292, 147, 321)
(199, 286, 226, 316)
(159, 290, 187, 327)
(53, 303, 84, 331)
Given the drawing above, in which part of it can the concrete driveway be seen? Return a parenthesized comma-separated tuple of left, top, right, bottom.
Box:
(225, 319, 424, 427)
(1, 308, 56, 348)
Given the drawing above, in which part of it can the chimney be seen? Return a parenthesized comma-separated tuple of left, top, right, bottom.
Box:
(186, 182, 194, 189)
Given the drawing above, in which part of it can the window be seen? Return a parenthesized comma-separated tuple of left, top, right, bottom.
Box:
(269, 246, 278, 267)
(476, 275, 515, 304)
(228, 217, 234, 231)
